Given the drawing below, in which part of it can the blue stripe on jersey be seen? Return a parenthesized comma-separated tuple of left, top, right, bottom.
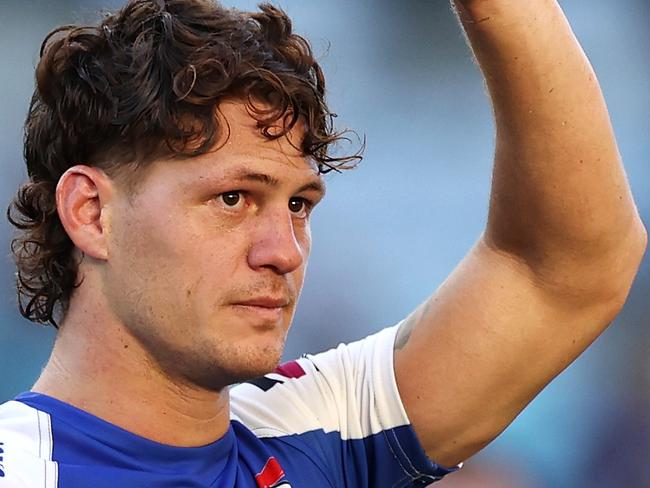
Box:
(264, 426, 456, 487)
(15, 392, 453, 487)
(16, 392, 241, 487)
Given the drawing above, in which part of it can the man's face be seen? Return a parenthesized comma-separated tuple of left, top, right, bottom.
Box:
(102, 102, 324, 390)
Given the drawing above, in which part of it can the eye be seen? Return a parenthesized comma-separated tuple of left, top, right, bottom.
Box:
(218, 191, 245, 210)
(289, 197, 311, 219)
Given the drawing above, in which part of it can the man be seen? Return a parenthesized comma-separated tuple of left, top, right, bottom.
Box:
(0, 0, 645, 486)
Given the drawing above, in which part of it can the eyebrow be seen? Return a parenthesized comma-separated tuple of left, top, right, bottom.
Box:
(230, 170, 326, 195)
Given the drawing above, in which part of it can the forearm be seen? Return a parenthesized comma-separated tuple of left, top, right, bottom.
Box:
(455, 0, 644, 277)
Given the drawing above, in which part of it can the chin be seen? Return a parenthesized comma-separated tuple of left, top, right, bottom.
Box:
(183, 337, 286, 391)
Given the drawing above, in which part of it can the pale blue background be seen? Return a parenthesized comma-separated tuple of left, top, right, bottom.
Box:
(1, 1, 648, 487)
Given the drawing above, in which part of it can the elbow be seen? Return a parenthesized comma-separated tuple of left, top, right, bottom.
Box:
(604, 215, 647, 308)
(629, 215, 648, 261)
(572, 214, 647, 317)
(612, 213, 646, 283)
(490, 212, 647, 311)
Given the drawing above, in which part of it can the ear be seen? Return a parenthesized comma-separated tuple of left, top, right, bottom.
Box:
(56, 165, 114, 261)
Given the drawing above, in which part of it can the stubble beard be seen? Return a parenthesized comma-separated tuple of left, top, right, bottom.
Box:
(129, 318, 290, 393)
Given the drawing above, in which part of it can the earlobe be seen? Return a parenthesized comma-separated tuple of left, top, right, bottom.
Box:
(56, 165, 114, 261)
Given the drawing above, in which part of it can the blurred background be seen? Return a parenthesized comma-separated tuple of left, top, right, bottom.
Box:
(0, 1, 648, 487)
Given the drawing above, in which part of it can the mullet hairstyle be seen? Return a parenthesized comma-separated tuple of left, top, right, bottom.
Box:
(7, 0, 361, 328)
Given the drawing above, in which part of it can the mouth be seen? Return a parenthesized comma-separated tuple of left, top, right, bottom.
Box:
(230, 297, 291, 324)
(234, 297, 291, 309)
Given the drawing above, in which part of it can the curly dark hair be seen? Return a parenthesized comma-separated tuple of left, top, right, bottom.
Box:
(7, 0, 360, 328)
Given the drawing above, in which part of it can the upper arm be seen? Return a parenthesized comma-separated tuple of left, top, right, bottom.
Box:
(393, 237, 639, 467)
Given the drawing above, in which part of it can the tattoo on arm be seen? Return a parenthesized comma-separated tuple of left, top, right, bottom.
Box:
(395, 299, 434, 351)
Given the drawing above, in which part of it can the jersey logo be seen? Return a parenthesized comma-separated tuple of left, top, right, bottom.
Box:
(273, 361, 306, 379)
(247, 361, 307, 392)
(255, 457, 291, 488)
(0, 441, 5, 477)
(247, 376, 284, 392)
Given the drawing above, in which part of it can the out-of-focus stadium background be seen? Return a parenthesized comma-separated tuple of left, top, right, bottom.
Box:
(1, 1, 648, 487)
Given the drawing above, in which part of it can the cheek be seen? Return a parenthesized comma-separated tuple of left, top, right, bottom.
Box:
(105, 207, 202, 314)
(299, 223, 312, 256)
(289, 234, 311, 294)
(112, 216, 184, 277)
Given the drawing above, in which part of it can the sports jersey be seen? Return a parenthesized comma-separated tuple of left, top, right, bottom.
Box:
(0, 325, 457, 487)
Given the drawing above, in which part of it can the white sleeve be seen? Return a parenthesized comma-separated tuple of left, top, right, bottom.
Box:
(230, 324, 458, 486)
(0, 401, 58, 488)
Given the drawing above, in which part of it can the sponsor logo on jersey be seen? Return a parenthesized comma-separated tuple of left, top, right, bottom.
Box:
(0, 441, 5, 477)
(273, 361, 306, 380)
(247, 360, 307, 392)
(255, 456, 291, 488)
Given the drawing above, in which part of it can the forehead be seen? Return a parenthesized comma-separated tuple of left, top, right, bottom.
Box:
(124, 100, 323, 194)
(181, 101, 320, 186)
(210, 100, 318, 174)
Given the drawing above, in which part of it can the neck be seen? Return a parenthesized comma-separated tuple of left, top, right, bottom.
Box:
(32, 294, 230, 448)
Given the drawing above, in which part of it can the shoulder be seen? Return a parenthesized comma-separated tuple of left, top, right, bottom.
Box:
(0, 399, 58, 487)
(230, 325, 457, 486)
(230, 324, 406, 438)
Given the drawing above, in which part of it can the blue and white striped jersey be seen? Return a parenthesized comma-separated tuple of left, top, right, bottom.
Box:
(0, 326, 456, 487)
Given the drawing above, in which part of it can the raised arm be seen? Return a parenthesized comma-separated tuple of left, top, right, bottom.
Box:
(394, 0, 646, 467)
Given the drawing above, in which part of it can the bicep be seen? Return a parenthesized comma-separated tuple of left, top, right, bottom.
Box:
(394, 238, 622, 467)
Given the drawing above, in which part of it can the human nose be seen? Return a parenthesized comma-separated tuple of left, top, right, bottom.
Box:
(247, 209, 306, 275)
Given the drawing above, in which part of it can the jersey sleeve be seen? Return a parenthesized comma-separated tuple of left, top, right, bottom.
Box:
(0, 400, 58, 488)
(229, 324, 459, 487)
